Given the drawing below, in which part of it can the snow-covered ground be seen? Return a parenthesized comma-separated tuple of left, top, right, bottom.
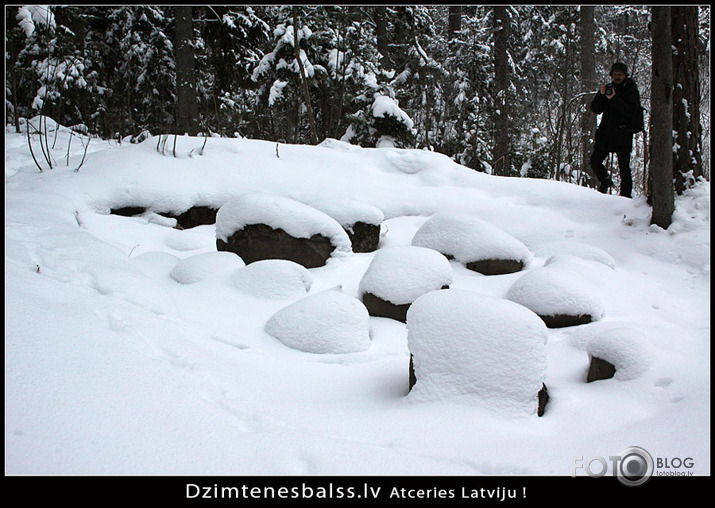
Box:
(5, 120, 710, 476)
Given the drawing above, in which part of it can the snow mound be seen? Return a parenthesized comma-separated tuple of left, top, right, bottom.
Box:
(411, 212, 532, 267)
(318, 138, 363, 152)
(587, 328, 653, 380)
(407, 289, 548, 415)
(163, 229, 210, 252)
(381, 148, 425, 173)
(170, 251, 246, 284)
(505, 259, 605, 325)
(310, 199, 384, 228)
(230, 259, 313, 300)
(215, 192, 352, 254)
(130, 251, 181, 278)
(25, 115, 61, 132)
(265, 289, 371, 354)
(535, 240, 616, 269)
(358, 246, 453, 305)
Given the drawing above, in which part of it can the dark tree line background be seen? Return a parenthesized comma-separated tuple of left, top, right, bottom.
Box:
(6, 5, 710, 199)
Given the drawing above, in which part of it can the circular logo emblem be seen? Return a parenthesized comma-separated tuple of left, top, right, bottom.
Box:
(616, 446, 654, 486)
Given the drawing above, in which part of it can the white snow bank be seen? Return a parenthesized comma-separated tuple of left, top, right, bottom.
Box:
(265, 288, 371, 354)
(215, 192, 352, 254)
(407, 289, 548, 415)
(230, 259, 313, 300)
(4, 123, 710, 476)
(586, 328, 653, 380)
(169, 251, 245, 284)
(506, 257, 605, 322)
(358, 246, 453, 305)
(535, 240, 616, 269)
(310, 199, 384, 228)
(411, 212, 533, 266)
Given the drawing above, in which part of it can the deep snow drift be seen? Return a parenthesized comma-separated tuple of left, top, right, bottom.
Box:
(5, 121, 710, 475)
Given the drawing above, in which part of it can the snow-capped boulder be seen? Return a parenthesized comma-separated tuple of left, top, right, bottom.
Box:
(411, 212, 532, 275)
(358, 246, 453, 322)
(230, 259, 312, 300)
(535, 240, 616, 269)
(170, 251, 246, 284)
(265, 288, 371, 354)
(407, 289, 549, 416)
(505, 258, 604, 328)
(215, 192, 352, 268)
(586, 328, 652, 382)
(310, 199, 384, 253)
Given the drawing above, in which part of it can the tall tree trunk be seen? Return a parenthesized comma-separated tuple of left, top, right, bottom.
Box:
(671, 6, 702, 194)
(448, 6, 462, 39)
(334, 17, 346, 139)
(650, 7, 675, 229)
(579, 6, 597, 187)
(553, 34, 571, 181)
(293, 6, 319, 145)
(492, 6, 511, 176)
(375, 7, 389, 66)
(175, 6, 199, 136)
(11, 69, 21, 133)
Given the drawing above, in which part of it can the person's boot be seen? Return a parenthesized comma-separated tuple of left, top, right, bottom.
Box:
(598, 178, 613, 193)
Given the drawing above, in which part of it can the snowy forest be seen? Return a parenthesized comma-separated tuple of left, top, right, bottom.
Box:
(5, 5, 711, 197)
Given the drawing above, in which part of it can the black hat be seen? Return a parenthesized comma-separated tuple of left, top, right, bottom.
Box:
(610, 62, 629, 76)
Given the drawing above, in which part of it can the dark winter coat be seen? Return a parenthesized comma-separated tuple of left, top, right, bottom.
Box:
(590, 77, 642, 153)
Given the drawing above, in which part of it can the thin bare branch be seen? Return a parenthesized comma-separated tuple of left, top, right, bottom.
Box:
(26, 121, 44, 172)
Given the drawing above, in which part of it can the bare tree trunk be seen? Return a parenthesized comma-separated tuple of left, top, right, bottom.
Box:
(492, 6, 511, 176)
(650, 6, 675, 229)
(448, 6, 462, 39)
(11, 69, 21, 133)
(293, 6, 319, 145)
(375, 7, 389, 66)
(334, 17, 346, 139)
(671, 6, 703, 194)
(175, 6, 199, 136)
(419, 69, 431, 149)
(553, 34, 571, 181)
(579, 6, 597, 187)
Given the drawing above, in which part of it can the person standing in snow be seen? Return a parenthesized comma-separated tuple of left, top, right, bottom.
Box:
(589, 62, 642, 198)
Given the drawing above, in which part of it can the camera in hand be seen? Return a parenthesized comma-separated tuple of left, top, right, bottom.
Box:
(605, 84, 614, 95)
